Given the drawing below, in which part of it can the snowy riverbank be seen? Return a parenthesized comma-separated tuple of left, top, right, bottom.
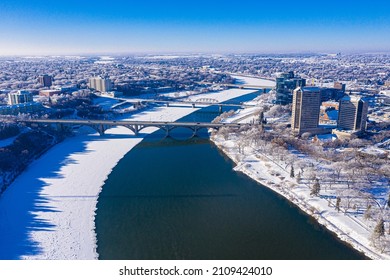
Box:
(210, 109, 390, 260)
(0, 77, 272, 260)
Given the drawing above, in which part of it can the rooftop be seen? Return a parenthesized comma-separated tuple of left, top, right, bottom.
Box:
(340, 95, 367, 102)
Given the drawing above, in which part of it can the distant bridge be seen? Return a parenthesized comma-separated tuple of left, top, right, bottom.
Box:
(112, 98, 256, 113)
(113, 98, 256, 112)
(194, 98, 219, 103)
(196, 82, 271, 90)
(22, 119, 253, 137)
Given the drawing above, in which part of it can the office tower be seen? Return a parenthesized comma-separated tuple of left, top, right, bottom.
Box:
(89, 77, 113, 92)
(337, 95, 368, 132)
(275, 71, 306, 105)
(39, 74, 53, 87)
(8, 90, 33, 105)
(291, 87, 321, 135)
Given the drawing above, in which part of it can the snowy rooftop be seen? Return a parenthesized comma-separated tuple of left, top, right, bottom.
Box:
(302, 86, 321, 92)
(340, 95, 367, 102)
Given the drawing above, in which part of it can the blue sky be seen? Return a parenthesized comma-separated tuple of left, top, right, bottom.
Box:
(0, 0, 389, 55)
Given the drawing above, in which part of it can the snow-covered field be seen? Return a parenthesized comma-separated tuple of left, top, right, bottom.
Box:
(0, 77, 273, 260)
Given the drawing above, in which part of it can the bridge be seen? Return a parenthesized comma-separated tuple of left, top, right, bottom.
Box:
(112, 98, 256, 112)
(22, 119, 252, 137)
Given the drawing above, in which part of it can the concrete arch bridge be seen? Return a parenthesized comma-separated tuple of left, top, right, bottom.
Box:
(21, 119, 251, 138)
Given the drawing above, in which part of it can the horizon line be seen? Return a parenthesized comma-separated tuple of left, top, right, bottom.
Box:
(1, 50, 390, 57)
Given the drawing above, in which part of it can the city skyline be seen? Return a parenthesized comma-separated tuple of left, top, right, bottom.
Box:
(1, 0, 390, 55)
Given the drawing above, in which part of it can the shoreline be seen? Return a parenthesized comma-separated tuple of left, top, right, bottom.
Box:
(210, 126, 390, 260)
(0, 77, 267, 260)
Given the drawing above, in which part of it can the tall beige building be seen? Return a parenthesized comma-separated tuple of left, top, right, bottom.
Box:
(337, 95, 368, 132)
(291, 87, 321, 135)
(89, 77, 113, 92)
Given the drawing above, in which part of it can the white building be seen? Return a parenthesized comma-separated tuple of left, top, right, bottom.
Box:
(89, 77, 113, 93)
(8, 90, 33, 105)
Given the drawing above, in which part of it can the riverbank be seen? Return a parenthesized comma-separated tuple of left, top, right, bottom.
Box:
(0, 77, 271, 260)
(210, 110, 390, 260)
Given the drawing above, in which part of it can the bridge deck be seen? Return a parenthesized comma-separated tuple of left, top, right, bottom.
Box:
(22, 119, 248, 128)
(116, 99, 256, 108)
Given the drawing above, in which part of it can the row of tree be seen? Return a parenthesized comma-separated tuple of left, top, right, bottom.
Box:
(0, 123, 19, 140)
(0, 129, 62, 195)
(214, 116, 390, 254)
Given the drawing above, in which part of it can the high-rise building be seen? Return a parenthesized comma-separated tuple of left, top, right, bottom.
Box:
(8, 90, 33, 105)
(337, 95, 368, 132)
(89, 77, 113, 93)
(275, 71, 306, 105)
(291, 87, 321, 135)
(39, 74, 53, 87)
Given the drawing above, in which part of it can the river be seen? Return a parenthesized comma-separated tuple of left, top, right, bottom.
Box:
(95, 94, 366, 260)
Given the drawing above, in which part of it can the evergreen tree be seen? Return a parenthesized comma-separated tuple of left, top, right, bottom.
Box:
(387, 194, 390, 208)
(259, 111, 264, 124)
(290, 165, 295, 178)
(373, 218, 385, 238)
(310, 178, 320, 196)
(336, 197, 341, 212)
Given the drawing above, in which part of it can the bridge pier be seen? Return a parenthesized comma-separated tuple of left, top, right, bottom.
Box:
(164, 125, 172, 138)
(192, 127, 198, 138)
(123, 124, 139, 136)
(192, 103, 195, 108)
(218, 105, 222, 113)
(133, 125, 139, 136)
(89, 124, 107, 136)
(98, 124, 106, 136)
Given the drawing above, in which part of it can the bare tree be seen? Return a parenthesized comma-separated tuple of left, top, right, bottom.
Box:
(364, 205, 372, 220)
(296, 171, 302, 183)
(310, 178, 321, 197)
(373, 218, 385, 238)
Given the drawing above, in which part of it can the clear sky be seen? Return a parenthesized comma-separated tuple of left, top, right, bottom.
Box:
(0, 0, 389, 55)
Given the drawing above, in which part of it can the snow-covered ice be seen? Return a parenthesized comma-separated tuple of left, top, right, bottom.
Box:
(0, 77, 273, 260)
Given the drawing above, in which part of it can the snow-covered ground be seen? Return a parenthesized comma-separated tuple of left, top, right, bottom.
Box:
(0, 135, 18, 148)
(210, 109, 390, 260)
(232, 75, 276, 88)
(0, 77, 274, 260)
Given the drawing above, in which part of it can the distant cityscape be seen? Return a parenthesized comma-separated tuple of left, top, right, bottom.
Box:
(0, 53, 389, 136)
(1, 53, 389, 195)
